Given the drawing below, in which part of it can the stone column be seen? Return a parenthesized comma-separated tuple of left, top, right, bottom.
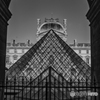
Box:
(0, 0, 12, 100)
(86, 0, 100, 99)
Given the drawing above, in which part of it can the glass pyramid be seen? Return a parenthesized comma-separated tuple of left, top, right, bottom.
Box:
(6, 29, 91, 100)
(6, 29, 91, 83)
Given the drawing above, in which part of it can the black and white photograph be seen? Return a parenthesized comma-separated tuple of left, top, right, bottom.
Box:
(0, 0, 99, 100)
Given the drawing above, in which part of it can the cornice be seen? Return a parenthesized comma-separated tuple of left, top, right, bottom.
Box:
(0, 0, 12, 25)
(86, 1, 100, 25)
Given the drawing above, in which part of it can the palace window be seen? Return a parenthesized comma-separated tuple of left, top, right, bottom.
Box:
(17, 49, 22, 53)
(86, 50, 89, 54)
(6, 55, 10, 63)
(9, 49, 14, 53)
(86, 57, 89, 64)
(13, 55, 18, 60)
(81, 50, 86, 54)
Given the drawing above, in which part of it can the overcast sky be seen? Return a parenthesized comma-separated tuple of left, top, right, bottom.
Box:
(7, 0, 90, 44)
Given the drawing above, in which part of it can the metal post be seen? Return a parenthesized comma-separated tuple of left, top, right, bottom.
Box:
(38, 76, 39, 100)
(54, 77, 55, 100)
(49, 67, 51, 100)
(30, 77, 32, 100)
(46, 78, 48, 100)
(22, 77, 24, 100)
(14, 77, 16, 100)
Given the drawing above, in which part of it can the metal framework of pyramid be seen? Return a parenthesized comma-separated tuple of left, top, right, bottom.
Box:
(6, 29, 91, 83)
(6, 29, 91, 100)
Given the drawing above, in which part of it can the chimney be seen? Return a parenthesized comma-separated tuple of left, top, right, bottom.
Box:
(37, 19, 41, 30)
(74, 39, 77, 46)
(63, 19, 67, 31)
(27, 40, 30, 46)
(12, 40, 15, 46)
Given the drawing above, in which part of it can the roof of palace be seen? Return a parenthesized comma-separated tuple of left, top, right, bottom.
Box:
(37, 22, 66, 34)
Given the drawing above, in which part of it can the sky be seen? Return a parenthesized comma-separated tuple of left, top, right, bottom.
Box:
(7, 0, 90, 44)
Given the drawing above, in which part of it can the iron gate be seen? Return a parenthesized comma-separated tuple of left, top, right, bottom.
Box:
(1, 67, 98, 100)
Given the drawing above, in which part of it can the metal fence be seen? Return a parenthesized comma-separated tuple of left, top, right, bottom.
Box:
(0, 76, 97, 100)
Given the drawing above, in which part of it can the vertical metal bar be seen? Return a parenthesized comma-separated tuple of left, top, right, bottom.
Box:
(38, 76, 39, 100)
(70, 78, 72, 100)
(42, 77, 43, 100)
(66, 81, 67, 100)
(26, 79, 27, 100)
(34, 81, 35, 100)
(18, 78, 19, 100)
(6, 77, 8, 100)
(49, 67, 51, 100)
(54, 78, 55, 100)
(58, 74, 60, 100)
(30, 77, 32, 100)
(62, 76, 63, 100)
(14, 77, 16, 100)
(46, 77, 48, 100)
(78, 79, 80, 100)
(10, 79, 11, 100)
(86, 78, 88, 100)
(22, 77, 24, 100)
(62, 77, 64, 100)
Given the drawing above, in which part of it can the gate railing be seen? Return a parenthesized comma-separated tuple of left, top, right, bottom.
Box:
(0, 77, 98, 100)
